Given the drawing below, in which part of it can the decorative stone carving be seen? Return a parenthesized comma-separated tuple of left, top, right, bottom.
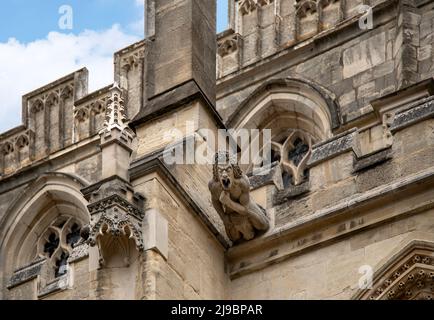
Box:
(60, 85, 74, 100)
(87, 194, 144, 249)
(7, 258, 46, 289)
(101, 84, 132, 135)
(121, 48, 145, 72)
(318, 0, 339, 8)
(79, 89, 144, 266)
(30, 99, 44, 114)
(2, 142, 14, 155)
(218, 34, 240, 57)
(73, 89, 110, 140)
(36, 216, 83, 279)
(74, 107, 89, 122)
(45, 93, 59, 108)
(15, 134, 29, 149)
(307, 129, 359, 167)
(0, 129, 33, 175)
(269, 130, 313, 187)
(366, 253, 434, 300)
(296, 0, 318, 18)
(81, 177, 146, 266)
(209, 152, 270, 242)
(390, 96, 434, 133)
(382, 112, 395, 147)
(91, 100, 105, 115)
(239, 0, 257, 15)
(239, 0, 273, 15)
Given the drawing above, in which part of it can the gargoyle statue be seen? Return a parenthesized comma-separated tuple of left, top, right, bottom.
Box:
(209, 152, 270, 242)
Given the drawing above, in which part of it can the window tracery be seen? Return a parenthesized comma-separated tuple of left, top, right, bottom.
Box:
(268, 130, 313, 187)
(37, 217, 82, 279)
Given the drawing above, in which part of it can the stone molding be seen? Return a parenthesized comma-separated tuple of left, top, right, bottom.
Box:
(307, 128, 359, 167)
(67, 243, 89, 264)
(218, 32, 241, 57)
(353, 147, 393, 173)
(273, 181, 310, 206)
(130, 79, 224, 130)
(37, 274, 69, 299)
(129, 150, 231, 249)
(355, 240, 434, 300)
(227, 166, 434, 279)
(7, 258, 45, 289)
(390, 96, 434, 133)
(249, 163, 282, 191)
(83, 177, 146, 253)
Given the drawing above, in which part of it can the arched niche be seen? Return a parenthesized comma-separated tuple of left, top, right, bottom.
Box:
(0, 172, 90, 297)
(227, 77, 340, 136)
(355, 238, 434, 300)
(227, 77, 340, 186)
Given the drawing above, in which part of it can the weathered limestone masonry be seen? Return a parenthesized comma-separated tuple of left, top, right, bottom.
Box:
(1, 0, 434, 300)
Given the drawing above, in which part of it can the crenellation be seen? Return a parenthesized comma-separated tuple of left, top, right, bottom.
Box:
(0, 129, 34, 176)
(217, 30, 242, 78)
(114, 40, 147, 120)
(74, 87, 111, 143)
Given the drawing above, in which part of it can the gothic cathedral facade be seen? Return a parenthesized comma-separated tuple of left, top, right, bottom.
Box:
(1, 0, 434, 300)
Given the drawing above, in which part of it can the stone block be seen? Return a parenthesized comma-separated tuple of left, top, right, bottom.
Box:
(143, 209, 169, 260)
(339, 90, 356, 107)
(343, 33, 386, 79)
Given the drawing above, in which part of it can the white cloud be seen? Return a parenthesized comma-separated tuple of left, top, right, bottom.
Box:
(0, 25, 140, 132)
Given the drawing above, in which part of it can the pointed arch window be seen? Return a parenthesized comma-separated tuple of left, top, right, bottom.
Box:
(230, 78, 340, 190)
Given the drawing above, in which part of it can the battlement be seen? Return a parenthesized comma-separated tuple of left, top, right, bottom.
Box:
(0, 69, 87, 176)
(218, 0, 389, 78)
(0, 38, 150, 179)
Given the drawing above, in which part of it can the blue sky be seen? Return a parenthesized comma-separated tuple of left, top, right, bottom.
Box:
(0, 0, 229, 42)
(0, 1, 228, 132)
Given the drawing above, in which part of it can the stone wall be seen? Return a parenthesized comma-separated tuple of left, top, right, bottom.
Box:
(230, 210, 434, 299)
(225, 91, 434, 299)
(217, 0, 434, 125)
(132, 173, 228, 299)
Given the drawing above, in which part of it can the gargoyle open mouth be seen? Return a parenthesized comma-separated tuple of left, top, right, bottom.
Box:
(221, 177, 231, 190)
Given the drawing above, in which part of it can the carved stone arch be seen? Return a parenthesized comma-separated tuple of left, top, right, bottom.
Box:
(296, 0, 318, 19)
(354, 238, 434, 300)
(30, 98, 44, 114)
(45, 92, 59, 108)
(91, 100, 105, 115)
(227, 77, 340, 135)
(74, 107, 89, 122)
(60, 85, 74, 101)
(90, 100, 106, 135)
(0, 172, 89, 298)
(227, 77, 340, 185)
(15, 134, 29, 149)
(2, 141, 14, 155)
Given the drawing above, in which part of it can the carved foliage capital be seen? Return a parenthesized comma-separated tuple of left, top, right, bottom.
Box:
(86, 194, 145, 252)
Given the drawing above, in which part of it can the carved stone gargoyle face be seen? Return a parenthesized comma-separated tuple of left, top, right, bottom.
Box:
(218, 164, 234, 191)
